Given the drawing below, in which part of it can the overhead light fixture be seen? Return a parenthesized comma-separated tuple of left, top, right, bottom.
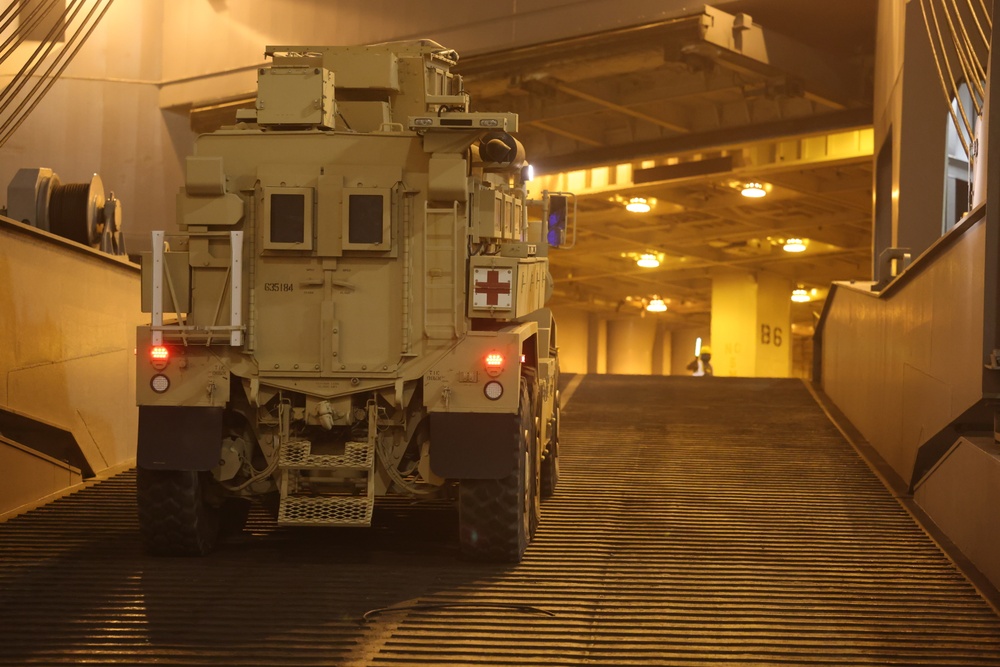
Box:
(783, 238, 807, 252)
(646, 298, 667, 312)
(636, 253, 660, 268)
(741, 182, 766, 198)
(626, 197, 651, 213)
(791, 288, 811, 303)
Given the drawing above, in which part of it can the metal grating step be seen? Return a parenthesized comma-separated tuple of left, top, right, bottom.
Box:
(279, 440, 373, 470)
(277, 495, 373, 526)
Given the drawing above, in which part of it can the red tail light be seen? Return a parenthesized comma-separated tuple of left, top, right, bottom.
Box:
(150, 345, 170, 369)
(485, 352, 504, 377)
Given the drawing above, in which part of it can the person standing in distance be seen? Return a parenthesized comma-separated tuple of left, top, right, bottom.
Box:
(688, 345, 713, 377)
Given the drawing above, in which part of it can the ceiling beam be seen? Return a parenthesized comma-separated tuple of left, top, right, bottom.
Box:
(554, 245, 867, 286)
(540, 78, 690, 133)
(526, 119, 604, 147)
(532, 107, 872, 173)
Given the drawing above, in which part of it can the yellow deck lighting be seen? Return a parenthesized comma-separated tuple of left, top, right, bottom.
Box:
(783, 238, 807, 252)
(626, 197, 651, 213)
(636, 253, 660, 268)
(646, 298, 667, 312)
(791, 288, 811, 303)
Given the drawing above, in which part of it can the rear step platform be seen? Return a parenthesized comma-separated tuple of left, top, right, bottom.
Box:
(277, 439, 375, 526)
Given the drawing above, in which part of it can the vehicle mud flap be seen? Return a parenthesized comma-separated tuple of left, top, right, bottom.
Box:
(137, 406, 224, 470)
(429, 412, 517, 479)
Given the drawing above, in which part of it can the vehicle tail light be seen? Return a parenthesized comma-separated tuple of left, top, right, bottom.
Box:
(485, 352, 504, 377)
(151, 345, 170, 370)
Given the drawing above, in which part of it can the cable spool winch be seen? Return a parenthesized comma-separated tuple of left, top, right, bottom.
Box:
(5, 167, 126, 256)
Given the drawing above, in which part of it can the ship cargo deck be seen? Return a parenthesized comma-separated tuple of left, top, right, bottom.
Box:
(2, 375, 999, 666)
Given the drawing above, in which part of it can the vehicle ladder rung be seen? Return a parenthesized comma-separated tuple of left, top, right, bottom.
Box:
(424, 201, 462, 339)
(277, 496, 373, 526)
(278, 440, 373, 470)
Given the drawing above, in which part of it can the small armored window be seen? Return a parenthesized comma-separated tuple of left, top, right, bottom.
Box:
(348, 194, 384, 244)
(342, 187, 391, 251)
(263, 187, 313, 250)
(270, 193, 305, 243)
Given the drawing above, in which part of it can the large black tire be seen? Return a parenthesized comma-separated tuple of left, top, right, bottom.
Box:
(136, 468, 221, 556)
(458, 380, 537, 562)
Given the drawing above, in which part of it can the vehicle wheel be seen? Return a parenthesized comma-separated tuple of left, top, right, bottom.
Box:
(458, 379, 536, 562)
(541, 381, 561, 499)
(136, 468, 221, 556)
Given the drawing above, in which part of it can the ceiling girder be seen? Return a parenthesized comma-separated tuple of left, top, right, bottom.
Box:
(540, 78, 690, 133)
(532, 107, 871, 173)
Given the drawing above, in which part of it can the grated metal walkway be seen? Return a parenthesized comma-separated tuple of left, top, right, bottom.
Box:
(1, 376, 999, 665)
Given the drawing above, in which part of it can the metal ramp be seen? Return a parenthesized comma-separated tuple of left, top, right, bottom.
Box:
(1, 376, 999, 666)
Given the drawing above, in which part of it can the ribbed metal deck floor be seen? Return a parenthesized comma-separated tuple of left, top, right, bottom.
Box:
(2, 376, 1000, 666)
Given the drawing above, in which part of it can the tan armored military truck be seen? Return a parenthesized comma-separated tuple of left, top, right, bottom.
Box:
(135, 41, 565, 562)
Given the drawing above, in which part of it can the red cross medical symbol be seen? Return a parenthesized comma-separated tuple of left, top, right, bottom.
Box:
(474, 269, 511, 306)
